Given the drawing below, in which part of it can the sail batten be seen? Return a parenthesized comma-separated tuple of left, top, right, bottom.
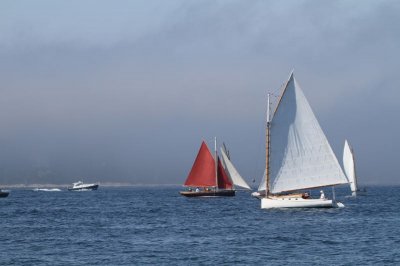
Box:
(269, 74, 348, 194)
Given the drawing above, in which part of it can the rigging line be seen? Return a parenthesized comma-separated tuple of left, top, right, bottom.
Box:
(269, 80, 287, 97)
(252, 92, 269, 187)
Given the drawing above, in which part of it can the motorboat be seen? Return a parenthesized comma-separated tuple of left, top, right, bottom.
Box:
(0, 189, 9, 198)
(68, 181, 98, 191)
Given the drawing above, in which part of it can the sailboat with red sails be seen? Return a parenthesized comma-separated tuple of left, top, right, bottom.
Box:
(180, 138, 237, 197)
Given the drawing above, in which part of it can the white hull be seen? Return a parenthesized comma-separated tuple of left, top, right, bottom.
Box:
(68, 184, 98, 191)
(261, 196, 342, 209)
(68, 181, 98, 191)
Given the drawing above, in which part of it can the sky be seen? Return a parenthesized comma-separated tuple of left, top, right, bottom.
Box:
(0, 0, 399, 186)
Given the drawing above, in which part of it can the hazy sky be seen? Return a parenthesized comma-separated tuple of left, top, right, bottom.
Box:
(0, 0, 399, 185)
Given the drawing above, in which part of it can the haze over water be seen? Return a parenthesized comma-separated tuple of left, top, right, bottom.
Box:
(1, 1, 399, 186)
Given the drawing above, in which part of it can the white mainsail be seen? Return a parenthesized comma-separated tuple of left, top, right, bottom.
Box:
(343, 140, 358, 194)
(269, 73, 348, 194)
(220, 148, 251, 190)
(258, 170, 266, 192)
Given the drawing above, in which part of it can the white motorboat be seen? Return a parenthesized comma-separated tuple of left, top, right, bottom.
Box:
(0, 189, 9, 198)
(68, 181, 98, 191)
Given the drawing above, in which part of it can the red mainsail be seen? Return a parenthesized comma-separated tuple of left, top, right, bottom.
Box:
(184, 141, 233, 189)
(184, 141, 216, 187)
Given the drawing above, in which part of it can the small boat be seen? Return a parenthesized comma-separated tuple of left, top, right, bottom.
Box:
(68, 181, 98, 191)
(0, 189, 9, 198)
(180, 138, 250, 197)
(257, 72, 349, 209)
(343, 140, 365, 196)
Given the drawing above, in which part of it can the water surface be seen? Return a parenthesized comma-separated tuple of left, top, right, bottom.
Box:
(0, 186, 398, 265)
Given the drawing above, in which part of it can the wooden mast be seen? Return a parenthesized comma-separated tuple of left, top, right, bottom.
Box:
(266, 72, 293, 197)
(266, 93, 271, 197)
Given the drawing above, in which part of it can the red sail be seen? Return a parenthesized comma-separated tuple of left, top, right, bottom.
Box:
(184, 141, 216, 187)
(217, 158, 233, 189)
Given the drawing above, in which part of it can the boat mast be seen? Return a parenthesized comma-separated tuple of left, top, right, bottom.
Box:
(265, 72, 291, 196)
(266, 93, 271, 197)
(215, 137, 218, 191)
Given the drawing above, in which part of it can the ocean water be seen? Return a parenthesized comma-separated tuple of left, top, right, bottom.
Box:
(0, 186, 399, 265)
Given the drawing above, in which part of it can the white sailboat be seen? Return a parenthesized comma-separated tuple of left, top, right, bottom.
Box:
(220, 146, 251, 190)
(259, 72, 348, 209)
(343, 140, 364, 196)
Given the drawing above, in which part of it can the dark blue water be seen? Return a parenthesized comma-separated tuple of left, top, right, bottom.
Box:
(1, 186, 399, 265)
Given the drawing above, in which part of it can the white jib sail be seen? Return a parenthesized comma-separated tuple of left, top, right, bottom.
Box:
(343, 140, 357, 193)
(269, 73, 349, 194)
(258, 169, 266, 192)
(220, 148, 251, 190)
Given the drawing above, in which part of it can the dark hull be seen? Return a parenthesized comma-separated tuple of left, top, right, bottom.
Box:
(68, 184, 98, 191)
(0, 191, 9, 198)
(180, 190, 235, 197)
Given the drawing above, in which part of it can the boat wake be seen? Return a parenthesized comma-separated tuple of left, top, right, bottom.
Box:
(72, 189, 92, 192)
(335, 202, 345, 208)
(33, 188, 62, 192)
